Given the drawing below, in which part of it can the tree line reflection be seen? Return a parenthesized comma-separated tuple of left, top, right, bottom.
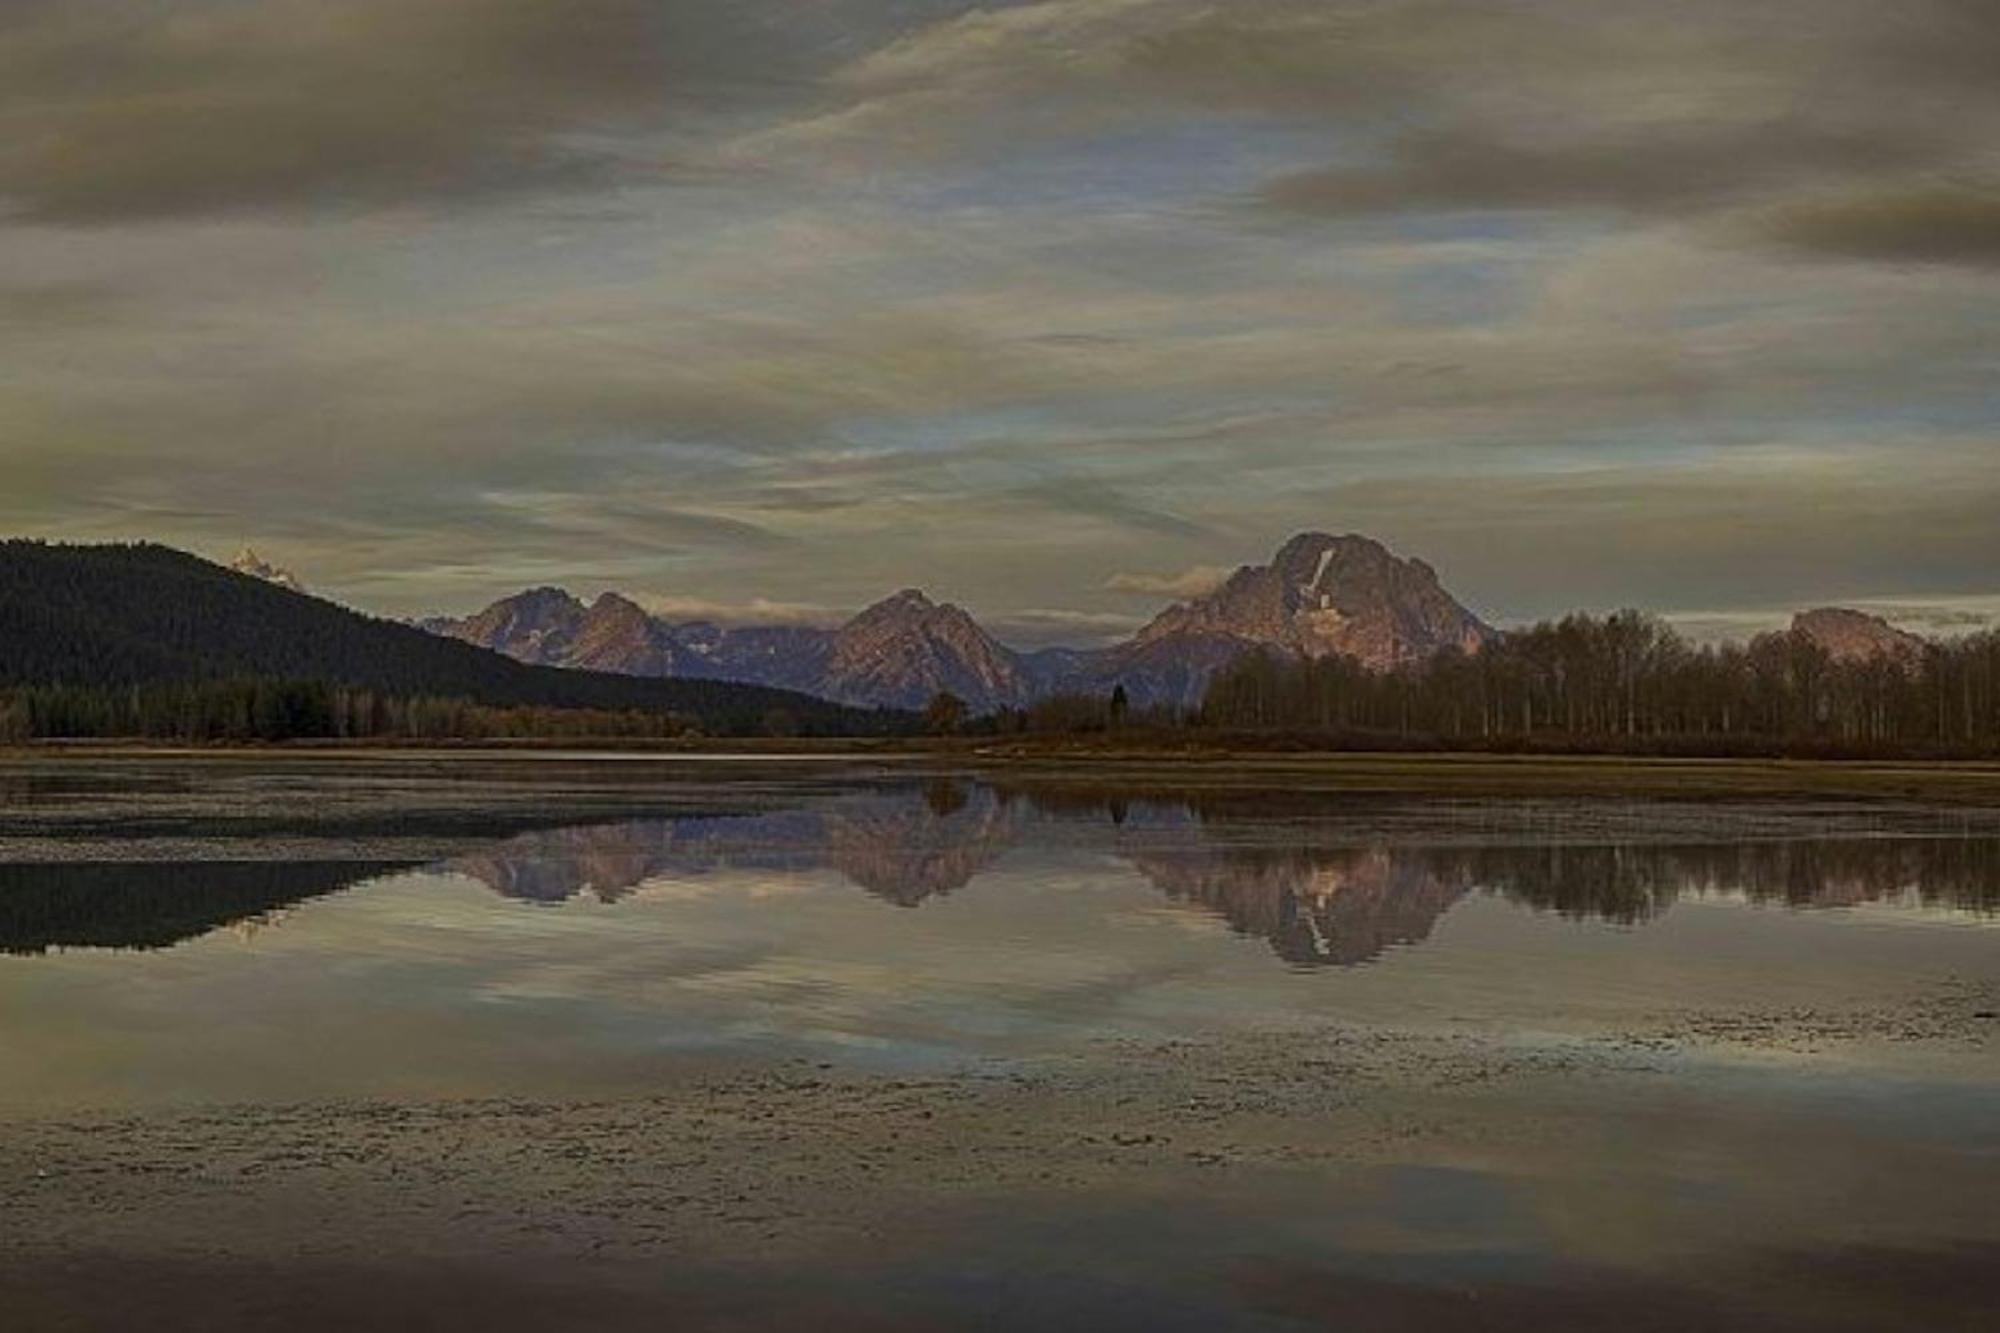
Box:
(0, 860, 410, 955)
(5, 781, 1995, 961)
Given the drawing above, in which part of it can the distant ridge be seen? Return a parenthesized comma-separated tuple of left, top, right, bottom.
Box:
(428, 531, 1496, 709)
(435, 584, 1036, 712)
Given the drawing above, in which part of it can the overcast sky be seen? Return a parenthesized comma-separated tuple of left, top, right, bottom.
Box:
(3, 0, 1995, 644)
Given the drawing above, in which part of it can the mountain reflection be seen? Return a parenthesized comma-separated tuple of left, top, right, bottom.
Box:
(455, 781, 1022, 909)
(6, 783, 1997, 962)
(1123, 844, 1470, 967)
(449, 784, 2000, 968)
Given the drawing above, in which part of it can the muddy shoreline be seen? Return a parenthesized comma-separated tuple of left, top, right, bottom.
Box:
(4, 993, 1996, 1329)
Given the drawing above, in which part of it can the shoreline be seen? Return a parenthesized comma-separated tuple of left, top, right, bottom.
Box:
(10, 743, 2000, 803)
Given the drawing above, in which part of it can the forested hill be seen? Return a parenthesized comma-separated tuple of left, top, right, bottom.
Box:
(0, 541, 896, 736)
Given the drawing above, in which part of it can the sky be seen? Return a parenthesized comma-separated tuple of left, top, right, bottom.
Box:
(2, 0, 1996, 646)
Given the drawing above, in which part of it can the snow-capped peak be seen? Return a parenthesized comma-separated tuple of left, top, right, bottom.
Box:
(229, 547, 304, 592)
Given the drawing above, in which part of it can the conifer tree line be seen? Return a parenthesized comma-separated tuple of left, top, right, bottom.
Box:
(1196, 611, 2000, 755)
(0, 679, 701, 744)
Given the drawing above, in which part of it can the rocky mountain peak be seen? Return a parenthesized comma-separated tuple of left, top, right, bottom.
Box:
(444, 586, 588, 665)
(567, 591, 679, 675)
(858, 588, 939, 620)
(588, 590, 651, 620)
(1119, 531, 1492, 692)
(512, 586, 586, 616)
(1274, 531, 1389, 576)
(842, 588, 992, 644)
(1271, 531, 1441, 598)
(826, 588, 1031, 712)
(1791, 607, 1927, 669)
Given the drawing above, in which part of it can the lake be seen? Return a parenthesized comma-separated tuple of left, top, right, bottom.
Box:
(1, 755, 1995, 1330)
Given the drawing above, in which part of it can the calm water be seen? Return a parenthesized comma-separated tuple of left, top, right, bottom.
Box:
(1, 765, 1997, 1108)
(1, 758, 1996, 1329)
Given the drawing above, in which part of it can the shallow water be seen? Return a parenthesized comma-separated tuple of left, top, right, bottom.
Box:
(1, 757, 1996, 1329)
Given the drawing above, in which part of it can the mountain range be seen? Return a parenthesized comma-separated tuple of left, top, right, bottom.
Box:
(39, 531, 1938, 724)
(425, 531, 1499, 712)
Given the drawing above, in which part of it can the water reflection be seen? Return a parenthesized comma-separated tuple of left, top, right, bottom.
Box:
(5, 781, 1997, 963)
(0, 861, 410, 955)
(1127, 845, 1470, 967)
(452, 784, 2000, 967)
(458, 782, 1020, 909)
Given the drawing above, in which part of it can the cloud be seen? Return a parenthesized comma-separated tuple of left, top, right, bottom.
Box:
(0, 0, 816, 221)
(986, 607, 1148, 648)
(0, 277, 128, 326)
(1871, 603, 2000, 636)
(1105, 565, 1230, 599)
(634, 596, 842, 629)
(1010, 477, 1213, 540)
(1, 0, 1997, 631)
(1257, 124, 1937, 222)
(769, 1, 2000, 272)
(1295, 437, 2000, 620)
(476, 491, 796, 555)
(1757, 186, 2000, 268)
